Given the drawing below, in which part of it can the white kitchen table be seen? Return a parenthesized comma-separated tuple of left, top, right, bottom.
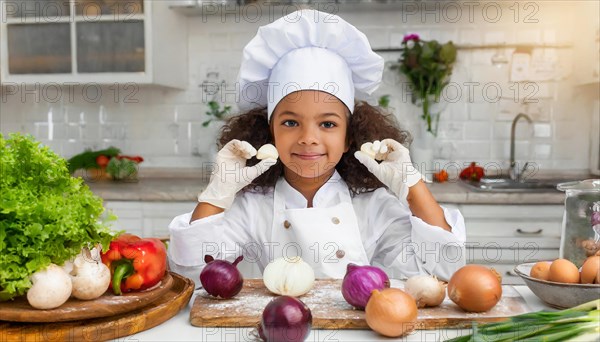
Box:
(126, 287, 550, 342)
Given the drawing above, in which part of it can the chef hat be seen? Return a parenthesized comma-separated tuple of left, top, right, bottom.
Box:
(237, 9, 384, 119)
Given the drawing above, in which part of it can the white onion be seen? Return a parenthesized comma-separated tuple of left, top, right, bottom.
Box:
(263, 256, 314, 297)
(404, 275, 446, 308)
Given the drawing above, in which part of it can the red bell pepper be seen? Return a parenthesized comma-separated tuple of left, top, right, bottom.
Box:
(101, 234, 167, 295)
(116, 155, 144, 163)
(459, 162, 485, 182)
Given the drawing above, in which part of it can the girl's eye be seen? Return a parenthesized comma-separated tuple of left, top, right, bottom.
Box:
(283, 120, 298, 127)
(321, 121, 337, 129)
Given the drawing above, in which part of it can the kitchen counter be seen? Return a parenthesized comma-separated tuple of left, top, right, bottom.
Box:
(126, 286, 550, 341)
(86, 178, 202, 202)
(87, 178, 567, 204)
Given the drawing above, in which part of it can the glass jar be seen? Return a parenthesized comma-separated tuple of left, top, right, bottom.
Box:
(558, 179, 600, 267)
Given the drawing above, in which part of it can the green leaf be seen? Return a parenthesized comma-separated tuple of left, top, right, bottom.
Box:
(378, 95, 390, 108)
(204, 101, 231, 122)
(0, 133, 119, 301)
(106, 157, 138, 180)
(440, 42, 457, 64)
(208, 101, 219, 111)
(421, 41, 436, 59)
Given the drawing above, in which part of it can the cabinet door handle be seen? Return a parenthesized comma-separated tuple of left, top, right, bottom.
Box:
(516, 228, 543, 235)
(505, 270, 518, 277)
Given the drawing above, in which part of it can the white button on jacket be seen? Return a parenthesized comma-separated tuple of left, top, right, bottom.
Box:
(169, 171, 466, 283)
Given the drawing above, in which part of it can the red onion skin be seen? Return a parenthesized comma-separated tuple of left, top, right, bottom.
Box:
(259, 296, 312, 342)
(342, 263, 390, 309)
(200, 255, 244, 299)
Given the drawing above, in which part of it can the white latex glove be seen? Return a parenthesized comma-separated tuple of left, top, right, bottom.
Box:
(198, 139, 277, 209)
(354, 139, 422, 201)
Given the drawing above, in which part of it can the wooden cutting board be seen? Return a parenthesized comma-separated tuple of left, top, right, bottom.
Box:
(190, 279, 530, 330)
(0, 272, 194, 342)
(0, 273, 174, 322)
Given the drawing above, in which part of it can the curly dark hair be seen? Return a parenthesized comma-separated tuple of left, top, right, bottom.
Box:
(216, 101, 412, 195)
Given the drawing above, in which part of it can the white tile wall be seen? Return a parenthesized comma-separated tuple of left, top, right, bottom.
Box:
(0, 1, 595, 172)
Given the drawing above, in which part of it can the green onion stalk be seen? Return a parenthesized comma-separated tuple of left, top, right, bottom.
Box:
(446, 299, 600, 342)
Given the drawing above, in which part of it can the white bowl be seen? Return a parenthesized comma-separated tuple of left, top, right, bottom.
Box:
(514, 262, 600, 309)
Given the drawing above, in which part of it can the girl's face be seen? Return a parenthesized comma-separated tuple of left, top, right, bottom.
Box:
(271, 90, 350, 180)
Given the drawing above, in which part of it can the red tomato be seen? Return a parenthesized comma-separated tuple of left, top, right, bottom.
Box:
(96, 155, 110, 168)
(434, 170, 449, 183)
(459, 162, 484, 182)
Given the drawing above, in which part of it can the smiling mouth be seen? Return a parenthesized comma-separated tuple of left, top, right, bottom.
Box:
(293, 153, 325, 160)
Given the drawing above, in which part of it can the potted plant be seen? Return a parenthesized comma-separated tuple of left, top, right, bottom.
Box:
(201, 100, 232, 161)
(392, 34, 457, 137)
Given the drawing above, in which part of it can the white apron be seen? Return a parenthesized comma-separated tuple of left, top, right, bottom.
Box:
(270, 179, 370, 278)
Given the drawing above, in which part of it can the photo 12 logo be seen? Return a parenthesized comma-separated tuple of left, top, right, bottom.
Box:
(398, 1, 540, 24)
(1, 82, 140, 104)
(2, 1, 142, 23)
(198, 1, 341, 24)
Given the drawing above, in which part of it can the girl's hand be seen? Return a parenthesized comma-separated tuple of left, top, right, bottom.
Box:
(198, 139, 277, 209)
(354, 139, 422, 201)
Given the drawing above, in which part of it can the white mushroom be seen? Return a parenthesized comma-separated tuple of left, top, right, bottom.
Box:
(69, 246, 111, 300)
(62, 260, 73, 274)
(256, 143, 279, 160)
(27, 264, 72, 309)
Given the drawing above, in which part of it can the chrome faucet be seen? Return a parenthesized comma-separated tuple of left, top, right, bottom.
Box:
(510, 113, 533, 181)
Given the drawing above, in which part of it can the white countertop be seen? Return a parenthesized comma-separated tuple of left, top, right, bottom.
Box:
(87, 178, 568, 204)
(127, 286, 549, 342)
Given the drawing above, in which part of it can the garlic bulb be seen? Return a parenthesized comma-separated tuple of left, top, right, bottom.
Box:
(263, 256, 315, 297)
(360, 141, 388, 159)
(404, 275, 446, 308)
(257, 144, 278, 160)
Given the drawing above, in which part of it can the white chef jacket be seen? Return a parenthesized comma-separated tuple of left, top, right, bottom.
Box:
(169, 171, 466, 283)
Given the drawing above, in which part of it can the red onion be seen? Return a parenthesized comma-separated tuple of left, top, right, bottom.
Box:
(200, 255, 244, 299)
(258, 296, 312, 342)
(341, 263, 390, 309)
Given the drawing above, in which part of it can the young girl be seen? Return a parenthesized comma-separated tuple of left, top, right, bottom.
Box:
(169, 9, 466, 283)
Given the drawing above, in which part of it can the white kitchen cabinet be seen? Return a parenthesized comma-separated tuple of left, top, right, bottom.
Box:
(104, 201, 144, 236)
(104, 200, 196, 238)
(0, 0, 187, 88)
(444, 203, 564, 284)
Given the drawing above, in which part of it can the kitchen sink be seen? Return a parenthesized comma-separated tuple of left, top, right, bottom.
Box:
(459, 177, 574, 193)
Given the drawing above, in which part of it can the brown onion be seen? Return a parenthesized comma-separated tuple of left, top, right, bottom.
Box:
(365, 288, 418, 337)
(448, 265, 502, 312)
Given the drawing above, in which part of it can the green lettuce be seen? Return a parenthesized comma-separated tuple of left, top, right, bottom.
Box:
(0, 133, 118, 301)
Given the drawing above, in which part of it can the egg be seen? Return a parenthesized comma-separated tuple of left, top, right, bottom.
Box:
(580, 256, 600, 284)
(548, 258, 580, 284)
(530, 261, 551, 280)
